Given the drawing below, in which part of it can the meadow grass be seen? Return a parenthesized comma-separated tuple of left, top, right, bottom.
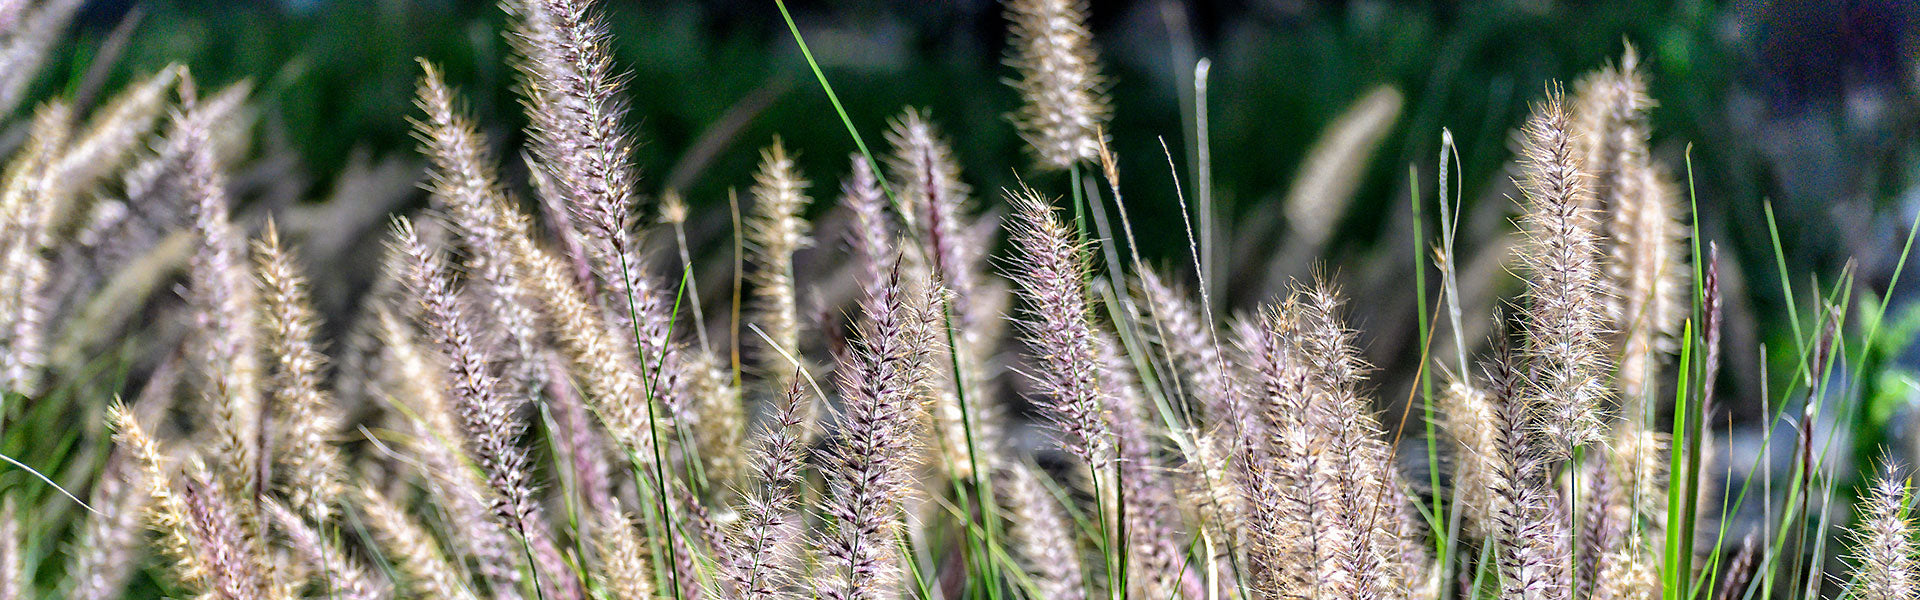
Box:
(0, 1, 1917, 599)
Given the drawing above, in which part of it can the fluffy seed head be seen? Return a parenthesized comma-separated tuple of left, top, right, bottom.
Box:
(176, 100, 268, 511)
(414, 61, 550, 404)
(0, 102, 72, 394)
(813, 269, 938, 600)
(592, 512, 657, 599)
(1514, 86, 1611, 456)
(1004, 0, 1111, 169)
(1570, 50, 1689, 408)
(1849, 469, 1918, 600)
(886, 109, 982, 320)
(265, 501, 388, 600)
(1284, 85, 1404, 249)
(721, 377, 809, 600)
(355, 484, 479, 600)
(748, 139, 812, 370)
(67, 454, 151, 599)
(252, 221, 343, 520)
(390, 217, 539, 531)
(1005, 186, 1112, 467)
(999, 462, 1086, 600)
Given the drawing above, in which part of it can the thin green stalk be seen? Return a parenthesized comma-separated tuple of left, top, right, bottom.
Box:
(1156, 138, 1249, 593)
(1803, 282, 1858, 600)
(1087, 465, 1118, 600)
(1407, 163, 1446, 586)
(1859, 213, 1920, 365)
(899, 511, 938, 600)
(1112, 458, 1129, 600)
(1466, 529, 1497, 600)
(773, 0, 896, 207)
(1070, 161, 1089, 248)
(614, 249, 684, 600)
(1663, 320, 1693, 600)
(1763, 202, 1807, 379)
(668, 267, 711, 497)
(943, 297, 1005, 600)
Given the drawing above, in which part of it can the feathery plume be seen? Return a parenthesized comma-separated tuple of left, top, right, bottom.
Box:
(390, 218, 540, 532)
(396, 226, 588, 600)
(1716, 536, 1761, 600)
(356, 484, 480, 600)
(999, 462, 1086, 600)
(884, 113, 1007, 478)
(511, 229, 659, 458)
(844, 154, 895, 306)
(659, 496, 709, 600)
(1293, 277, 1402, 598)
(1138, 269, 1242, 433)
(886, 109, 982, 320)
(252, 221, 343, 520)
(0, 0, 83, 116)
(1004, 0, 1111, 169)
(1702, 244, 1722, 404)
(689, 354, 747, 492)
(813, 269, 937, 600)
(1005, 186, 1112, 467)
(519, 0, 635, 254)
(1514, 87, 1611, 455)
(591, 512, 657, 599)
(1573, 454, 1623, 595)
(1283, 85, 1404, 249)
(748, 140, 812, 378)
(512, 4, 699, 441)
(1440, 378, 1501, 536)
(1240, 300, 1342, 599)
(513, 0, 698, 436)
(414, 61, 549, 404)
(880, 123, 1009, 480)
(265, 501, 390, 600)
(0, 67, 177, 342)
(0, 102, 72, 394)
(547, 354, 616, 515)
(118, 411, 287, 600)
(1393, 472, 1440, 600)
(178, 461, 283, 600)
(721, 377, 809, 600)
(1238, 285, 1408, 600)
(1848, 469, 1917, 600)
(172, 98, 272, 514)
(67, 454, 151, 599)
(372, 307, 524, 594)
(56, 65, 183, 189)
(1571, 48, 1689, 408)
(1481, 339, 1572, 600)
(1603, 424, 1670, 545)
(1571, 45, 1651, 214)
(1589, 541, 1659, 600)
(1097, 333, 1195, 599)
(110, 406, 213, 592)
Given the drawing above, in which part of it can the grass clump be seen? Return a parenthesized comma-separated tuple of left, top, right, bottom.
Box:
(0, 1, 1915, 600)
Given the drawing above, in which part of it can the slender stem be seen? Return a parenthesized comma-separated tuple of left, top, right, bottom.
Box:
(944, 297, 1004, 598)
(1408, 163, 1446, 590)
(615, 248, 684, 600)
(773, 0, 898, 207)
